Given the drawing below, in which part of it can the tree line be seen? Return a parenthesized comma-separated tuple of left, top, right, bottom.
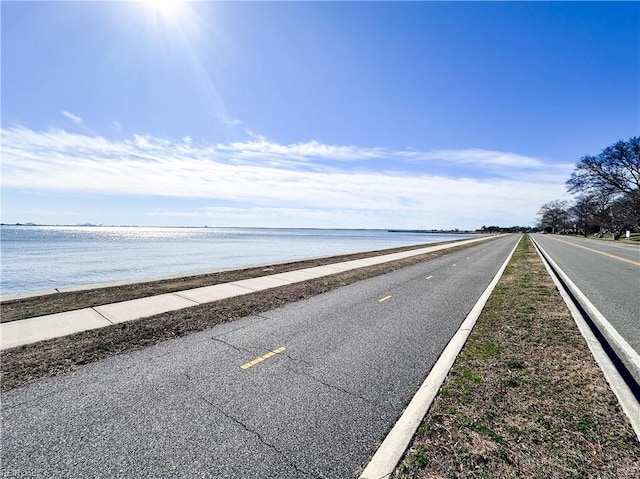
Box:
(537, 136, 640, 239)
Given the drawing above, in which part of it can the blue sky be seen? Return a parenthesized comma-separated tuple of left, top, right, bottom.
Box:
(2, 1, 638, 229)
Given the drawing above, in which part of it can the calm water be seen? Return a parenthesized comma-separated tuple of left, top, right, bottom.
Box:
(0, 226, 474, 295)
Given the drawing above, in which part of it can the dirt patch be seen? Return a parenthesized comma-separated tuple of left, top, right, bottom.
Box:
(1, 239, 475, 322)
(394, 235, 640, 478)
(1, 244, 478, 391)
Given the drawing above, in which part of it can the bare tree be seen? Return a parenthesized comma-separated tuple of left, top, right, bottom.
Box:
(537, 200, 570, 234)
(604, 191, 640, 239)
(567, 137, 640, 196)
(565, 137, 640, 238)
(570, 195, 597, 237)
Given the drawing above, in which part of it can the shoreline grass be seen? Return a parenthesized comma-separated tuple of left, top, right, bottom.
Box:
(1, 241, 479, 390)
(561, 232, 640, 245)
(1, 238, 479, 323)
(394, 235, 639, 478)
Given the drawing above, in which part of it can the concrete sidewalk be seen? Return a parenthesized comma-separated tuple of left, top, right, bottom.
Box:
(0, 236, 497, 350)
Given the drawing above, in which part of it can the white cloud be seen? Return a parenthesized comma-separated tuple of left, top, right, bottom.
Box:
(1, 126, 572, 228)
(111, 121, 123, 134)
(61, 110, 83, 125)
(218, 138, 386, 165)
(245, 128, 266, 142)
(401, 148, 573, 170)
(223, 119, 243, 126)
(416, 148, 542, 167)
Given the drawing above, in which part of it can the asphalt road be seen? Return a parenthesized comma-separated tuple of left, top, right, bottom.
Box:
(1, 234, 520, 479)
(531, 234, 640, 355)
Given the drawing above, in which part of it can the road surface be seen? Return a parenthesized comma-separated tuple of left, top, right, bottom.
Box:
(1, 235, 520, 479)
(531, 234, 640, 356)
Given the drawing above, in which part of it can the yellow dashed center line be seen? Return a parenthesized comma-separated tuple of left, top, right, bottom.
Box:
(426, 275, 433, 280)
(553, 237, 640, 267)
(378, 295, 392, 303)
(240, 346, 286, 370)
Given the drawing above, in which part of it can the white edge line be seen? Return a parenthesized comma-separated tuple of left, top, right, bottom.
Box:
(358, 235, 522, 479)
(529, 236, 640, 384)
(531, 237, 640, 440)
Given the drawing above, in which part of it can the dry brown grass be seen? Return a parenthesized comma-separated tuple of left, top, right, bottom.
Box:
(1, 239, 468, 323)
(395, 235, 640, 479)
(1, 244, 476, 391)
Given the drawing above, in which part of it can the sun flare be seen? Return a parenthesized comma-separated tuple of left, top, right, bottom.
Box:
(142, 0, 185, 18)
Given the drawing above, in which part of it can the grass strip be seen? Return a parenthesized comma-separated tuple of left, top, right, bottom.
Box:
(1, 239, 475, 323)
(394, 235, 639, 478)
(1, 243, 477, 391)
(583, 232, 640, 245)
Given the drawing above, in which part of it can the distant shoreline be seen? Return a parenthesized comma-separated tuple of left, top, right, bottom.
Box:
(1, 235, 485, 308)
(2, 223, 479, 233)
(388, 229, 479, 234)
(1, 227, 479, 297)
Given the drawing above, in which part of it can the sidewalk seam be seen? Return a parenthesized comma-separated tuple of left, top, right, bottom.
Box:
(91, 307, 115, 325)
(170, 292, 204, 304)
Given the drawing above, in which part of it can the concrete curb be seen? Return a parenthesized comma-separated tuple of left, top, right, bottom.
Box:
(358, 236, 521, 479)
(530, 237, 640, 388)
(531, 236, 640, 440)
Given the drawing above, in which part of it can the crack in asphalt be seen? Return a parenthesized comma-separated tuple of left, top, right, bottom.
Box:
(280, 352, 315, 367)
(178, 368, 324, 478)
(294, 367, 370, 403)
(199, 396, 326, 479)
(281, 353, 377, 406)
(207, 341, 389, 409)
(282, 353, 400, 411)
(210, 337, 258, 355)
(211, 336, 291, 363)
(210, 315, 271, 340)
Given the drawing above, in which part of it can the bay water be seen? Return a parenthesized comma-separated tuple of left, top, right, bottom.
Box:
(0, 226, 474, 296)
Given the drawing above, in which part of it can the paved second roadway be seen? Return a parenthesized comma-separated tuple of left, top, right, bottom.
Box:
(2, 235, 520, 479)
(531, 234, 640, 354)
